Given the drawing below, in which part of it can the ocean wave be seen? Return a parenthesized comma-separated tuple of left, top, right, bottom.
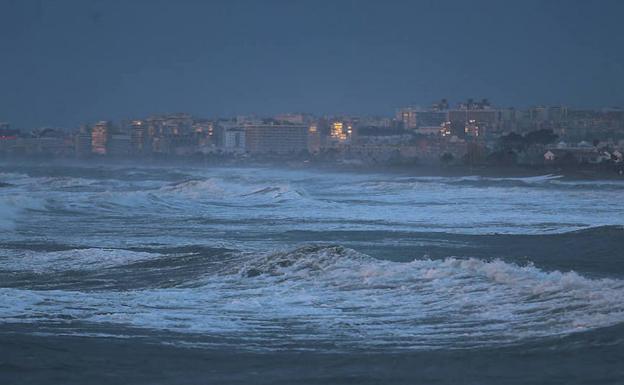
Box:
(159, 178, 307, 204)
(34, 176, 95, 188)
(3, 176, 310, 217)
(0, 248, 162, 273)
(161, 178, 231, 196)
(0, 172, 96, 189)
(1, 245, 623, 350)
(563, 224, 624, 236)
(463, 174, 563, 183)
(355, 174, 624, 192)
(447, 174, 624, 191)
(0, 172, 30, 182)
(0, 195, 46, 230)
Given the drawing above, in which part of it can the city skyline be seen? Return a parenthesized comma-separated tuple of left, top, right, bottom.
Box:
(2, 100, 623, 174)
(2, 99, 624, 132)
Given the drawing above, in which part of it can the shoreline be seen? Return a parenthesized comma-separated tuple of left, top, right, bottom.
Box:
(2, 156, 623, 181)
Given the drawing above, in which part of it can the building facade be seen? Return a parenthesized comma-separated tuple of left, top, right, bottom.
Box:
(91, 121, 111, 155)
(244, 124, 308, 154)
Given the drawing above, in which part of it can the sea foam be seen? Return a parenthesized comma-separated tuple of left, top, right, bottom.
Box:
(1, 246, 623, 351)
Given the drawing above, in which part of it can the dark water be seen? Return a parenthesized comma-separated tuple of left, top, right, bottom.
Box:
(1, 163, 623, 384)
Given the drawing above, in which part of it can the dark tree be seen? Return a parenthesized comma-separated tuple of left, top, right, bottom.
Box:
(487, 150, 517, 166)
(524, 129, 558, 146)
(558, 151, 578, 166)
(463, 143, 486, 166)
(440, 152, 454, 165)
(499, 132, 525, 151)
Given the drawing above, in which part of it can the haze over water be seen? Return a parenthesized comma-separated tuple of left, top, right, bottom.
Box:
(1, 163, 624, 383)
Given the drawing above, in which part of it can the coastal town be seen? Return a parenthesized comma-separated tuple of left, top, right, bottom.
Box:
(1, 99, 624, 174)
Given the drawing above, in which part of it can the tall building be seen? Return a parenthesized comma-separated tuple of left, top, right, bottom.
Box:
(223, 128, 246, 153)
(91, 121, 111, 155)
(448, 100, 500, 138)
(131, 120, 150, 155)
(548, 106, 568, 122)
(163, 113, 193, 136)
(192, 120, 215, 147)
(529, 106, 549, 122)
(396, 107, 418, 129)
(307, 124, 321, 154)
(415, 110, 448, 129)
(330, 122, 349, 141)
(244, 124, 308, 154)
(108, 133, 132, 157)
(464, 120, 480, 138)
(75, 125, 92, 158)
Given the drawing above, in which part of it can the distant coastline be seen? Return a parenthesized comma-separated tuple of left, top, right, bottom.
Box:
(2, 155, 623, 181)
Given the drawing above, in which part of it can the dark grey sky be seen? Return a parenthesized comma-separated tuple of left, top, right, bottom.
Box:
(1, 0, 624, 129)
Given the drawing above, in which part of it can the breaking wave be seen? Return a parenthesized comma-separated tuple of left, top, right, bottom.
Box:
(1, 245, 623, 351)
(159, 178, 306, 203)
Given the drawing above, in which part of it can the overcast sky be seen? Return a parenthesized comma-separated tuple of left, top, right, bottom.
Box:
(1, 0, 624, 129)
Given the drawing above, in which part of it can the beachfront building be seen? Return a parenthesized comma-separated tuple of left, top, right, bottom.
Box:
(244, 123, 308, 154)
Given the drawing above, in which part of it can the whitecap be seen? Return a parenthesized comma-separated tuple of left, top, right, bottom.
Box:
(2, 246, 623, 350)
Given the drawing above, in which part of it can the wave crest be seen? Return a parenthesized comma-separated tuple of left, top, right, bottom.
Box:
(2, 245, 624, 350)
(239, 245, 365, 278)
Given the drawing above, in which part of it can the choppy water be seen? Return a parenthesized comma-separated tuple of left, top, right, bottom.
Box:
(1, 162, 624, 383)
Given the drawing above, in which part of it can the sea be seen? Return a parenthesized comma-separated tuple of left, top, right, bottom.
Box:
(1, 162, 623, 384)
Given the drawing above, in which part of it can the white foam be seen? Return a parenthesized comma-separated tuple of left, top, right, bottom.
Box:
(4, 166, 621, 235)
(161, 178, 231, 197)
(1, 247, 623, 350)
(0, 248, 161, 273)
(158, 178, 307, 205)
